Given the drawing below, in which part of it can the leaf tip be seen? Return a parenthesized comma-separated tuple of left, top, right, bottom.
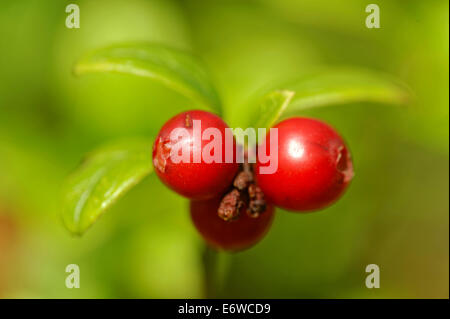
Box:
(61, 215, 84, 237)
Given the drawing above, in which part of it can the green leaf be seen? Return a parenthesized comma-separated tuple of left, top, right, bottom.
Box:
(73, 43, 222, 114)
(248, 68, 410, 130)
(252, 90, 295, 133)
(61, 138, 153, 236)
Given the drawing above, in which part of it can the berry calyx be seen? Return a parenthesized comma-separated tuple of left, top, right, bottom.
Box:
(255, 117, 354, 211)
(218, 158, 266, 220)
(190, 196, 275, 251)
(152, 110, 239, 200)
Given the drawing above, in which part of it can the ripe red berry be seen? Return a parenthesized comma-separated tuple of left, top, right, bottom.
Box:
(255, 117, 353, 211)
(190, 196, 275, 251)
(153, 110, 239, 200)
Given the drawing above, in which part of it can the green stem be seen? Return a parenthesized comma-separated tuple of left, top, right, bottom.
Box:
(202, 245, 230, 298)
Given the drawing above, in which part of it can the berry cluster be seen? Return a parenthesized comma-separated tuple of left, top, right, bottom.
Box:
(153, 110, 353, 251)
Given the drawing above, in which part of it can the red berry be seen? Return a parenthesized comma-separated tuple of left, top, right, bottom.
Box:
(255, 117, 353, 211)
(190, 196, 275, 251)
(153, 110, 239, 200)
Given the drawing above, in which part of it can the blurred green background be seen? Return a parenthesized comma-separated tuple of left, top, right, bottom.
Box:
(0, 0, 448, 298)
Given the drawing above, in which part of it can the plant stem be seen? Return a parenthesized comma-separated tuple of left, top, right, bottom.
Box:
(202, 245, 230, 298)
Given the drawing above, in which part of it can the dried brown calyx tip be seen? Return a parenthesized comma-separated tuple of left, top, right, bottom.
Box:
(218, 189, 243, 221)
(233, 158, 254, 189)
(233, 171, 253, 190)
(218, 158, 267, 220)
(184, 113, 193, 128)
(247, 184, 266, 218)
(153, 137, 171, 173)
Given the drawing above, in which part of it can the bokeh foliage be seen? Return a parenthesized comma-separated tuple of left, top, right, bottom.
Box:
(0, 0, 448, 298)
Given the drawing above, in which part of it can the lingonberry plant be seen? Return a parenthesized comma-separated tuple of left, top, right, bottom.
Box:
(152, 112, 352, 249)
(153, 110, 238, 200)
(61, 42, 408, 289)
(255, 117, 353, 211)
(190, 196, 274, 251)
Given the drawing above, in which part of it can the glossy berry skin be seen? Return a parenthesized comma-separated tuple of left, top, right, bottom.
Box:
(190, 196, 275, 251)
(255, 117, 353, 212)
(153, 110, 239, 200)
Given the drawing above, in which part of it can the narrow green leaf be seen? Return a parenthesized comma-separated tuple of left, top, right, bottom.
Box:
(73, 43, 222, 114)
(252, 90, 295, 133)
(249, 69, 410, 130)
(284, 69, 410, 114)
(61, 138, 153, 236)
